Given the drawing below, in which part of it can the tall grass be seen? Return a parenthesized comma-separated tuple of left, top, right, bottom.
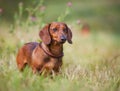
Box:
(0, 28, 120, 91)
(0, 0, 120, 91)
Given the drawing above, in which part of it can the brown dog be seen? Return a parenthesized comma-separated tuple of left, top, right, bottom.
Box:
(16, 22, 72, 74)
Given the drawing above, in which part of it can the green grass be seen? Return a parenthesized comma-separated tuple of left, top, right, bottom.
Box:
(0, 26, 120, 91)
(0, 0, 120, 91)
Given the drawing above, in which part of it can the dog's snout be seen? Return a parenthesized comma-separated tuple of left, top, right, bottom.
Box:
(60, 35, 66, 41)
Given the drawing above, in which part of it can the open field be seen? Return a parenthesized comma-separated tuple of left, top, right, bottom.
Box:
(0, 0, 120, 91)
(0, 25, 120, 91)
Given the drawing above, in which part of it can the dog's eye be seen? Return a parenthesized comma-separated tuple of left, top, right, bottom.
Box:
(53, 28, 57, 32)
(63, 29, 67, 33)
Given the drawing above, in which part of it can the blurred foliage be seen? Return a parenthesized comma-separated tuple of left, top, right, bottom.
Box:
(0, 0, 120, 33)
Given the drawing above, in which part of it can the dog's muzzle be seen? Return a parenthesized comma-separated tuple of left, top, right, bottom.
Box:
(60, 35, 66, 43)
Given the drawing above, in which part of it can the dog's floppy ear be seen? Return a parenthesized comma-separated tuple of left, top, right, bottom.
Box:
(39, 24, 51, 45)
(66, 25, 72, 44)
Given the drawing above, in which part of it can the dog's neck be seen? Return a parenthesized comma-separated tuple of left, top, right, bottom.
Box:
(49, 41, 63, 56)
(41, 42, 63, 56)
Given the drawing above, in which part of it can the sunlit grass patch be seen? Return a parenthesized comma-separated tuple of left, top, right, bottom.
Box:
(0, 27, 120, 91)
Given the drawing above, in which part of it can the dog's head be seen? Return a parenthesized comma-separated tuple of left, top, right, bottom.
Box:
(39, 22, 72, 45)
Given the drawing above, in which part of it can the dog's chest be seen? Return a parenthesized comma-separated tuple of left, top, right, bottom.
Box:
(43, 57, 62, 69)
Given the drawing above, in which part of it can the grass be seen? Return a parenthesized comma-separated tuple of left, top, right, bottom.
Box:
(0, 26, 120, 91)
(0, 0, 120, 91)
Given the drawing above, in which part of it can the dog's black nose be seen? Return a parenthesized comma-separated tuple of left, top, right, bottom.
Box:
(60, 35, 66, 41)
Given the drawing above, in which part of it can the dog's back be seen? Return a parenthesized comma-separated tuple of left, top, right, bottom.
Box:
(16, 42, 38, 71)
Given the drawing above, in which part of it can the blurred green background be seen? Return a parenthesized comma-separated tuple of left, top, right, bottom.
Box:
(0, 0, 120, 33)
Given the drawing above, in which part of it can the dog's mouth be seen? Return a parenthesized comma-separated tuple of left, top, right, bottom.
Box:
(53, 38, 66, 44)
(60, 39, 66, 44)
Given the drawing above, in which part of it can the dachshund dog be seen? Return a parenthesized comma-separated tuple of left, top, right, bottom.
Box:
(16, 22, 72, 75)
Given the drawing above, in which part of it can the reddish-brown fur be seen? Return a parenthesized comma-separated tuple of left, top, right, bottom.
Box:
(16, 22, 72, 75)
